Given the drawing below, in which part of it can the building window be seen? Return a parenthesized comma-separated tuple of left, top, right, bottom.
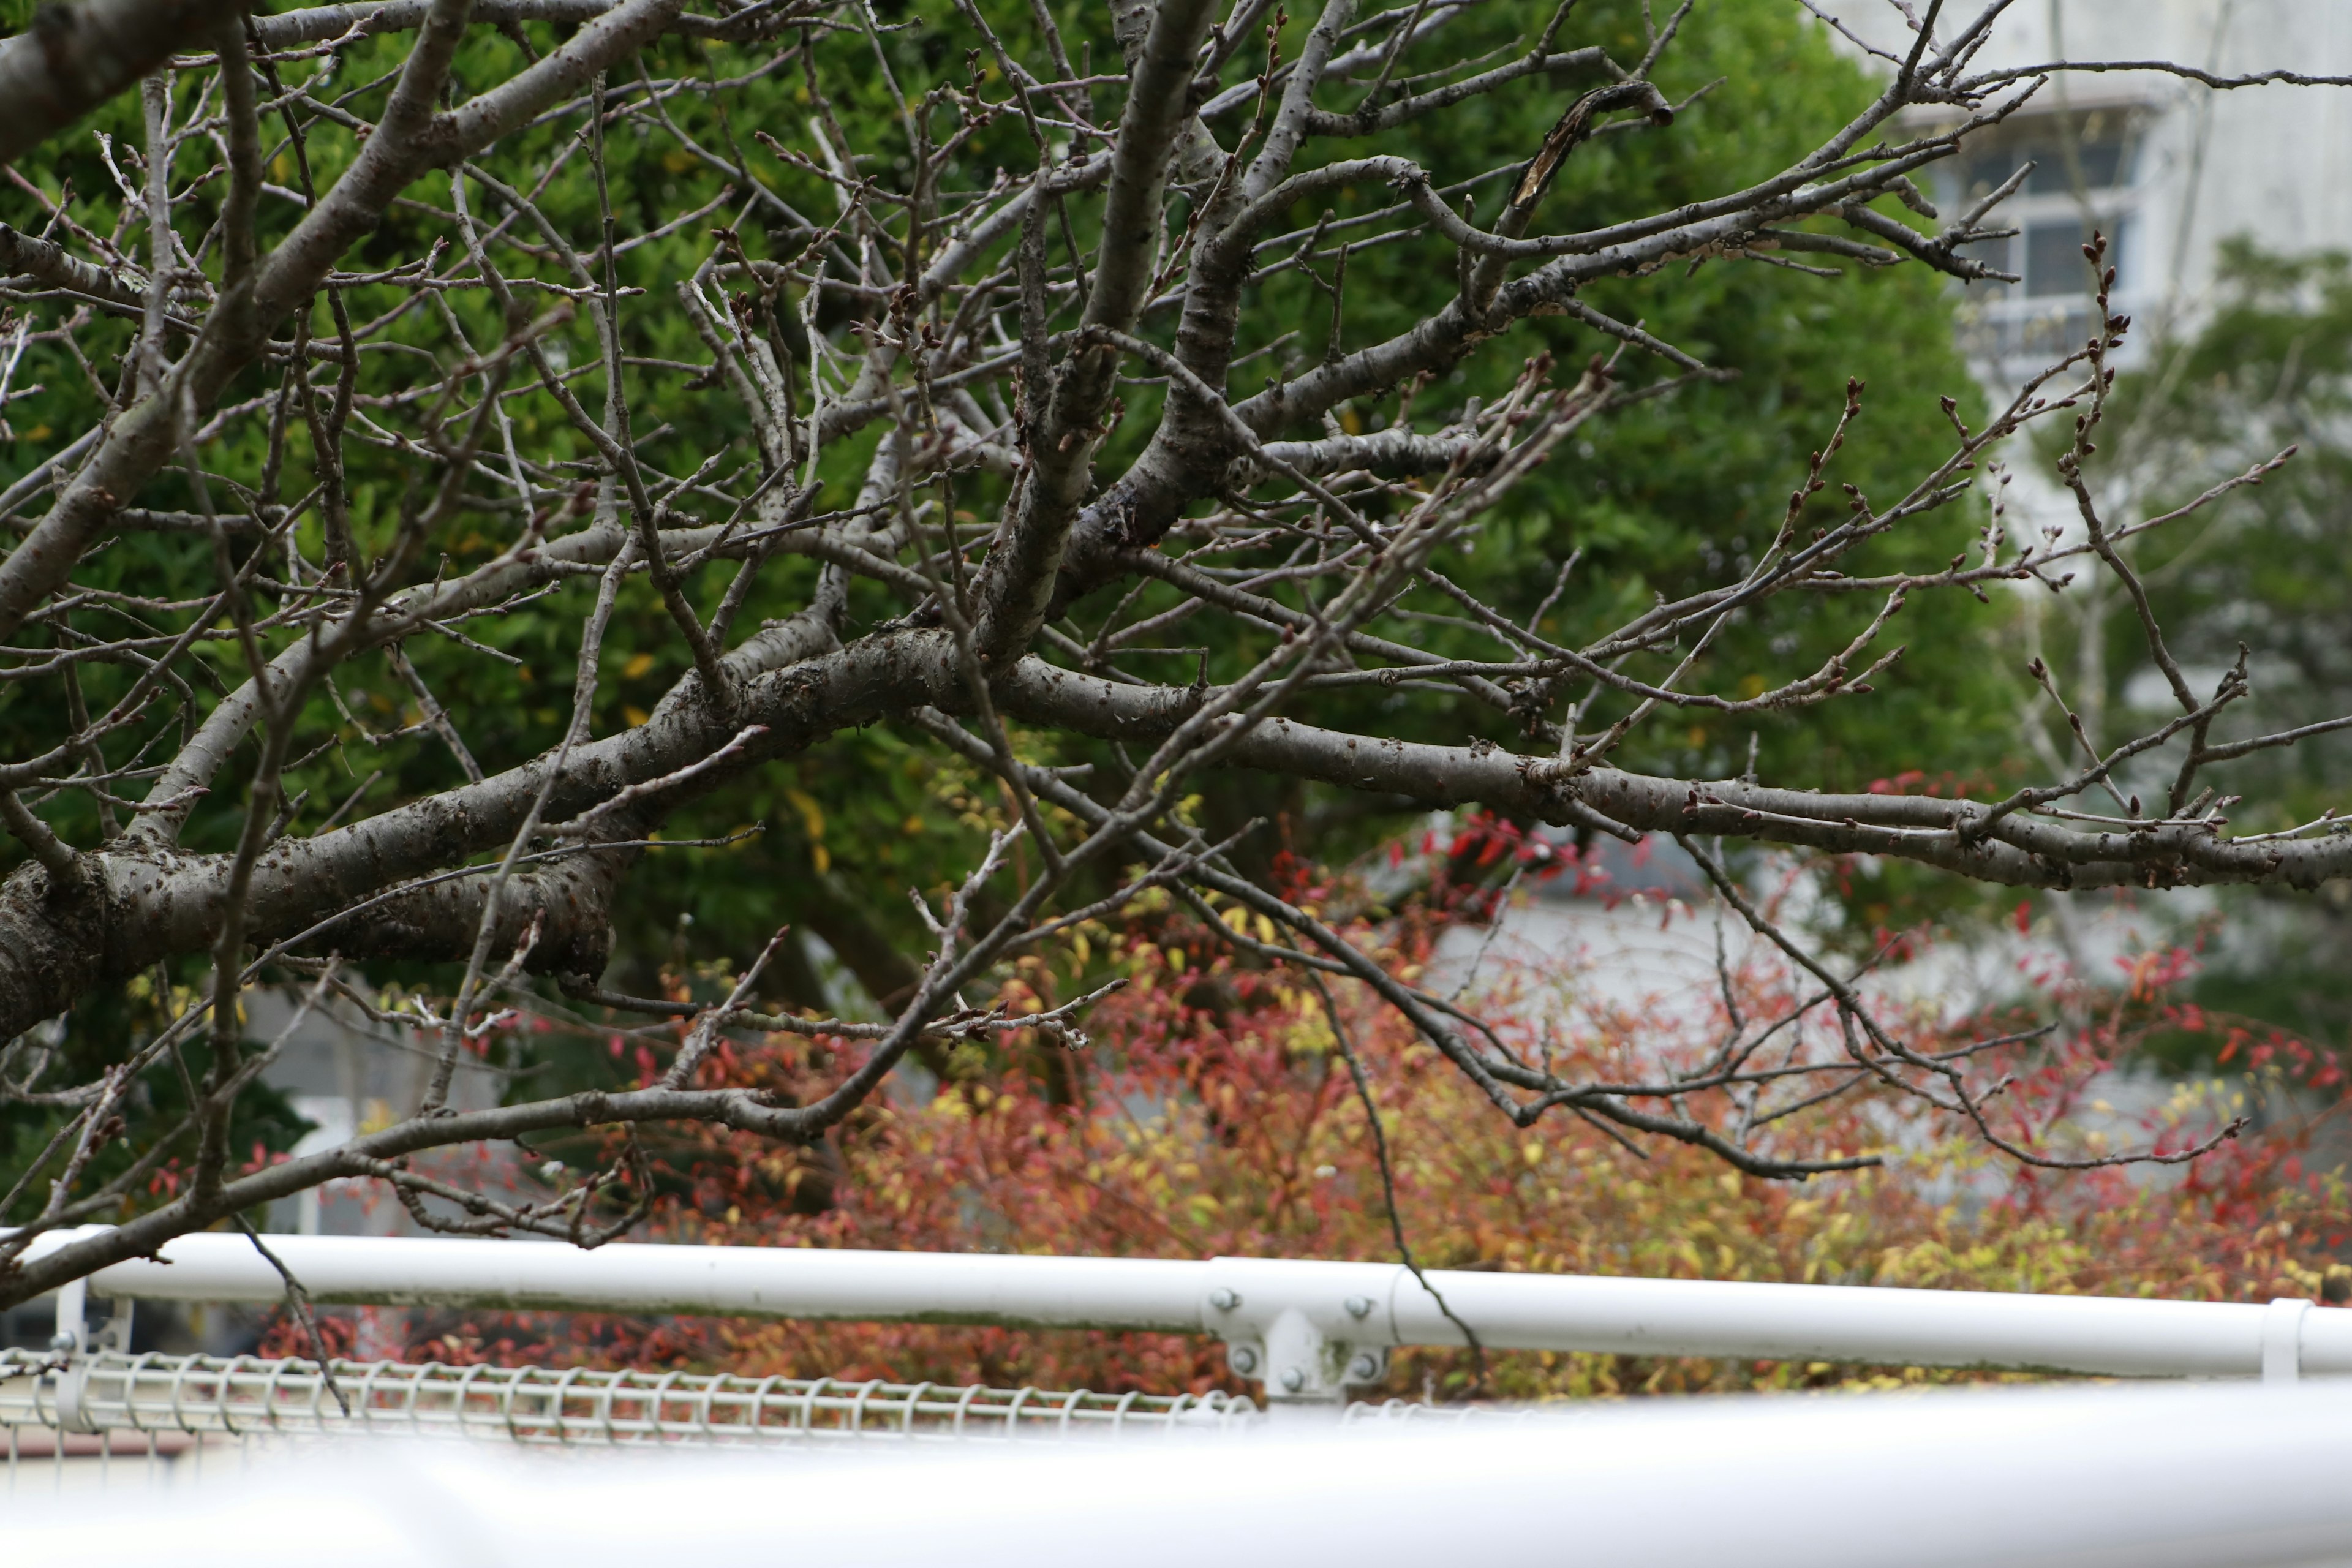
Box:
(2025, 217, 2120, 297)
(1947, 109, 2138, 302)
(1961, 115, 2135, 202)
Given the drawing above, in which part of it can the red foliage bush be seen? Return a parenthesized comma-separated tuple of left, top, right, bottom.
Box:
(298, 848, 2352, 1402)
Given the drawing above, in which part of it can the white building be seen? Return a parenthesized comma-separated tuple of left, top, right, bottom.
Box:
(1823, 0, 2352, 381)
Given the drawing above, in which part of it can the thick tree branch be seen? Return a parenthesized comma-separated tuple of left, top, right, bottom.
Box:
(0, 0, 244, 165)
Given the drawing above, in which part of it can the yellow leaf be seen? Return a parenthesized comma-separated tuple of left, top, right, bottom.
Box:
(785, 787, 825, 842)
(622, 704, 651, 726)
(622, 651, 655, 679)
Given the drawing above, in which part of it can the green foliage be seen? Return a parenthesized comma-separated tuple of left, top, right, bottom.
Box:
(617, 0, 2013, 998)
(1321, 0, 2007, 786)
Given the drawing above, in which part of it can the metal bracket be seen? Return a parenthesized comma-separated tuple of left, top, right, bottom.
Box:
(50, 1260, 134, 1434)
(49, 1265, 134, 1357)
(1203, 1261, 1397, 1408)
(2262, 1297, 2312, 1384)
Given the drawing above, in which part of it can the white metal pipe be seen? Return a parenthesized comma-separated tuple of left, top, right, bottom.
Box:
(22, 1229, 2349, 1378)
(29, 1231, 1210, 1333)
(1379, 1267, 2352, 1378)
(15, 1381, 2352, 1568)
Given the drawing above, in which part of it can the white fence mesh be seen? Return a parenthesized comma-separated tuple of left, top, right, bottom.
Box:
(1, 1346, 1255, 1488)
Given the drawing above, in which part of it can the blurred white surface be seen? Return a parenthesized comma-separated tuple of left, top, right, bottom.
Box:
(15, 1379, 2352, 1568)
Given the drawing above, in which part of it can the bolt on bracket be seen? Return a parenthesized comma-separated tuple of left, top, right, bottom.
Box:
(1202, 1260, 1401, 1405)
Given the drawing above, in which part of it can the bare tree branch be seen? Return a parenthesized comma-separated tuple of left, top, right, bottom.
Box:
(0, 0, 2344, 1306)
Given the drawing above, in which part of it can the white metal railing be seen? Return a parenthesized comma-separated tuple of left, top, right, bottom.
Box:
(0, 1345, 1249, 1468)
(13, 1232, 2352, 1559)
(17, 1229, 2347, 1403)
(13, 1379, 2352, 1567)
